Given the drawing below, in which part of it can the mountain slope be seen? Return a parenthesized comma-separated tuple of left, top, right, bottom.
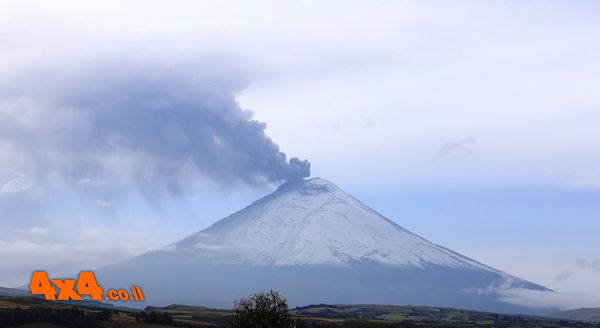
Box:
(96, 178, 549, 314)
(549, 307, 600, 322)
(0, 287, 30, 298)
(169, 178, 494, 270)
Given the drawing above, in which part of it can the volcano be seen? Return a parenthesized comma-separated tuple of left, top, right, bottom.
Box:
(96, 178, 550, 313)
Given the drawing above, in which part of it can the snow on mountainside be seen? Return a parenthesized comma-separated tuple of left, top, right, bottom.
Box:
(167, 178, 494, 271)
(96, 177, 551, 313)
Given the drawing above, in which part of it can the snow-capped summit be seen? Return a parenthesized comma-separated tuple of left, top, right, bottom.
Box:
(96, 177, 550, 314)
(169, 178, 494, 271)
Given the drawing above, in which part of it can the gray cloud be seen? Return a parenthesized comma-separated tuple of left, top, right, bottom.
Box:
(436, 137, 477, 159)
(576, 259, 600, 273)
(553, 270, 574, 285)
(0, 59, 310, 198)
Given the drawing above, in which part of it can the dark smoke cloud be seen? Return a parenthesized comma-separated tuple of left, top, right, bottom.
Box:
(0, 59, 310, 195)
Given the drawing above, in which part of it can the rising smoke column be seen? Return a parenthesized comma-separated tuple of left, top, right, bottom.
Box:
(0, 60, 310, 194)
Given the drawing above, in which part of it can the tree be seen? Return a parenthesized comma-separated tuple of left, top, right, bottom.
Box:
(231, 290, 294, 328)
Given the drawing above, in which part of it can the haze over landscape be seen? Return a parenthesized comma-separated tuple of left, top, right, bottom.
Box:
(0, 0, 599, 314)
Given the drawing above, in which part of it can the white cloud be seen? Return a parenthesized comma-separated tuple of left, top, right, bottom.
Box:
(16, 226, 49, 236)
(496, 288, 600, 311)
(468, 275, 600, 311)
(0, 174, 31, 194)
(77, 177, 105, 188)
(95, 199, 112, 209)
(0, 239, 43, 254)
(0, 238, 151, 287)
(462, 247, 600, 306)
(194, 243, 224, 251)
(80, 227, 145, 240)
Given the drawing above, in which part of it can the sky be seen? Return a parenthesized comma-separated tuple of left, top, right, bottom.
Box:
(0, 0, 599, 310)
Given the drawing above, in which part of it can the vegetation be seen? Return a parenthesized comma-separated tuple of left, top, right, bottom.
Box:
(231, 290, 293, 328)
(0, 306, 111, 327)
(135, 310, 174, 324)
(1, 294, 599, 327)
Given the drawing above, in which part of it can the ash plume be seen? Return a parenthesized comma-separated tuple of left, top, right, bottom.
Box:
(0, 59, 310, 194)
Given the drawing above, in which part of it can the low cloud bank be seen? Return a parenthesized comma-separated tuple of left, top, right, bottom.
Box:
(471, 276, 600, 311)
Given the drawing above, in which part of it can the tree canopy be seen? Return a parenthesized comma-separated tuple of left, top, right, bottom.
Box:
(231, 290, 294, 328)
